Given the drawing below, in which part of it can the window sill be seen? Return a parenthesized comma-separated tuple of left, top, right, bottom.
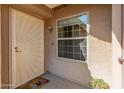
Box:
(56, 57, 87, 63)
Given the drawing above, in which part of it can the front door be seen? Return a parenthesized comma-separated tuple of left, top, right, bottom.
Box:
(10, 9, 44, 88)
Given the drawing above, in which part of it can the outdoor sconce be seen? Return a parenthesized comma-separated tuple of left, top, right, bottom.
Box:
(48, 25, 53, 32)
(48, 25, 54, 46)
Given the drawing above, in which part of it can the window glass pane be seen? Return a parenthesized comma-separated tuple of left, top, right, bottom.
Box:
(64, 27, 68, 31)
(74, 39, 80, 47)
(57, 14, 88, 38)
(63, 53, 68, 58)
(68, 53, 73, 59)
(74, 25, 79, 30)
(68, 40, 73, 46)
(58, 33, 61, 38)
(80, 47, 87, 53)
(80, 39, 87, 47)
(64, 32, 68, 38)
(58, 40, 63, 47)
(80, 30, 87, 37)
(68, 32, 72, 37)
(58, 27, 63, 32)
(73, 31, 79, 37)
(58, 52, 63, 57)
(74, 47, 81, 53)
(68, 26, 72, 31)
(74, 53, 80, 60)
(77, 14, 88, 26)
(80, 53, 86, 61)
(58, 40, 87, 61)
(63, 46, 68, 53)
(80, 25, 87, 37)
(58, 47, 63, 52)
(68, 46, 73, 53)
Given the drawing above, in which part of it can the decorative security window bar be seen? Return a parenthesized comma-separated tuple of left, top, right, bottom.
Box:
(57, 13, 88, 61)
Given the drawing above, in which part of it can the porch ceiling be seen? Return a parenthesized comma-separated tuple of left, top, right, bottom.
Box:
(45, 4, 61, 9)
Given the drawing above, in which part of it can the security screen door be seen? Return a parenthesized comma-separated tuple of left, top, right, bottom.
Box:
(10, 9, 44, 88)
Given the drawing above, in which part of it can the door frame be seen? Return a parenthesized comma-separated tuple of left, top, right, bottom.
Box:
(1, 5, 9, 89)
(0, 5, 1, 89)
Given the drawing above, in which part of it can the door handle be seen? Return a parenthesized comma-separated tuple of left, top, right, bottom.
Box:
(15, 46, 22, 53)
(118, 57, 124, 64)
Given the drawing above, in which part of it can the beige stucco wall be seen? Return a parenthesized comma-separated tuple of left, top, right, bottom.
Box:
(122, 5, 124, 89)
(45, 4, 112, 87)
(112, 4, 124, 89)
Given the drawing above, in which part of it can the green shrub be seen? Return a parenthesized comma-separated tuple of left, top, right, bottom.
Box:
(89, 79, 110, 89)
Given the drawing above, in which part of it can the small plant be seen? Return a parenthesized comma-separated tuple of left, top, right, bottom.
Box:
(89, 79, 110, 89)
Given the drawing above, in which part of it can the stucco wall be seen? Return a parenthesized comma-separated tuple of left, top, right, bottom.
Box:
(122, 5, 124, 89)
(0, 5, 1, 89)
(112, 4, 124, 89)
(45, 4, 112, 88)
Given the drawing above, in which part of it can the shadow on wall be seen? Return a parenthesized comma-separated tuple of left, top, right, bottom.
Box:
(112, 5, 121, 48)
(89, 5, 112, 43)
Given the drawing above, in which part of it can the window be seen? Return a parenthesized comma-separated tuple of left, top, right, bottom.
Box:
(57, 13, 88, 62)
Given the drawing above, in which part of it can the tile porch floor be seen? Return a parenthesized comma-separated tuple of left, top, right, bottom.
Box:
(42, 72, 89, 89)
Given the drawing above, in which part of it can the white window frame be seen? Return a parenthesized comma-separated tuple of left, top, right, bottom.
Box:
(56, 12, 90, 63)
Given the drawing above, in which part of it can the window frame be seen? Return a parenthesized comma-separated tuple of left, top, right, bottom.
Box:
(56, 12, 89, 63)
